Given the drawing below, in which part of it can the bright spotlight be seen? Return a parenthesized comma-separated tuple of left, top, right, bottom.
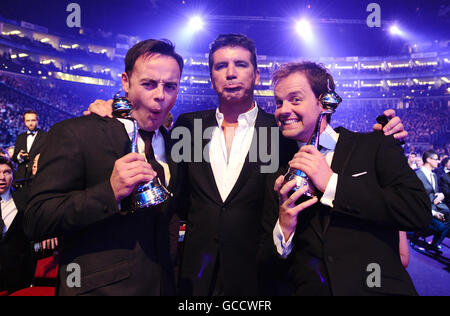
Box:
(296, 19, 313, 41)
(389, 25, 402, 36)
(188, 16, 204, 32)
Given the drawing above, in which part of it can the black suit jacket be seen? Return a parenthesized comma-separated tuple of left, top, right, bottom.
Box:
(261, 127, 431, 296)
(24, 114, 182, 296)
(0, 191, 34, 292)
(12, 129, 47, 181)
(175, 108, 297, 296)
(437, 169, 450, 206)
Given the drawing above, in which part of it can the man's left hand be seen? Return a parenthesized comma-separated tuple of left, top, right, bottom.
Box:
(373, 109, 408, 141)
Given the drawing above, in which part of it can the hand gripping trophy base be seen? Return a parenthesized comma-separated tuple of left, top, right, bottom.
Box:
(112, 91, 172, 209)
(135, 177, 173, 209)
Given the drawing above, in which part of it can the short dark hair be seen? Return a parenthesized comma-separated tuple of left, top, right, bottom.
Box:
(272, 61, 335, 100)
(423, 150, 438, 164)
(23, 110, 38, 121)
(441, 157, 449, 167)
(0, 155, 15, 172)
(208, 34, 258, 74)
(125, 39, 184, 78)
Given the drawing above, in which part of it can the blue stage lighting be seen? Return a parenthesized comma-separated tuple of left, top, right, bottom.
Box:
(389, 25, 402, 36)
(188, 16, 204, 32)
(296, 19, 313, 41)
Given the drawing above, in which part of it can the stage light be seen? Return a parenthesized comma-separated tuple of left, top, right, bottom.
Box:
(188, 16, 204, 32)
(389, 25, 402, 36)
(296, 19, 313, 41)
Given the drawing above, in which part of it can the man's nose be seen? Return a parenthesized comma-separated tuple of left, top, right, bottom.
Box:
(226, 65, 237, 80)
(154, 84, 165, 101)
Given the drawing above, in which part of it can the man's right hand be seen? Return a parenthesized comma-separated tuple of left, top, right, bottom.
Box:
(434, 193, 445, 205)
(18, 150, 29, 161)
(110, 153, 157, 203)
(434, 212, 446, 222)
(83, 99, 114, 118)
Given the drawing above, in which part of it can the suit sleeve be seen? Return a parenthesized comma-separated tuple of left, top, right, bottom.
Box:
(332, 135, 432, 231)
(12, 134, 25, 163)
(23, 122, 120, 241)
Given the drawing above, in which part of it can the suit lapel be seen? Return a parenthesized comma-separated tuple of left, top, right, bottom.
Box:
(29, 130, 43, 155)
(320, 127, 358, 235)
(102, 116, 131, 158)
(160, 126, 177, 192)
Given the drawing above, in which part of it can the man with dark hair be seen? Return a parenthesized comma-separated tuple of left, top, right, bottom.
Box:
(261, 61, 430, 295)
(24, 39, 184, 296)
(0, 156, 34, 293)
(174, 35, 408, 296)
(12, 110, 47, 186)
(87, 35, 408, 296)
(416, 150, 450, 250)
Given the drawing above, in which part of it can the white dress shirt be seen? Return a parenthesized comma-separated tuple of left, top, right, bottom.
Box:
(273, 124, 340, 258)
(26, 130, 38, 153)
(209, 105, 258, 202)
(118, 119, 170, 186)
(1, 189, 18, 238)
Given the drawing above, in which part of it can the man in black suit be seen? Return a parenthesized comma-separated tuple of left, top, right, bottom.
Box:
(437, 157, 450, 206)
(174, 35, 409, 296)
(0, 156, 34, 293)
(12, 110, 47, 185)
(415, 150, 450, 249)
(261, 62, 431, 296)
(24, 39, 184, 296)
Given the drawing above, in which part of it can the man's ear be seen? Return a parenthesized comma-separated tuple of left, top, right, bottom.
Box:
(121, 72, 130, 94)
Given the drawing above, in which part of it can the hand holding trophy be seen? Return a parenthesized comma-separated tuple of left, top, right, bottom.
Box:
(112, 91, 172, 209)
(283, 80, 342, 199)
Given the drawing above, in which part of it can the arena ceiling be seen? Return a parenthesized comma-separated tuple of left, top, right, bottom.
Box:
(1, 0, 449, 57)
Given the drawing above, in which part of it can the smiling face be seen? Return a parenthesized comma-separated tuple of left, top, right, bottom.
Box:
(121, 53, 180, 132)
(274, 71, 324, 142)
(0, 163, 13, 195)
(210, 46, 260, 106)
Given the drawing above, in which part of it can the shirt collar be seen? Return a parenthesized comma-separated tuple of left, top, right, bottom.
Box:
(420, 166, 434, 177)
(0, 189, 12, 202)
(297, 124, 339, 151)
(215, 102, 259, 128)
(117, 118, 161, 141)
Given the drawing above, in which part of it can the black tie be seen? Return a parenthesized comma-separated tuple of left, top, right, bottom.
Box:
(138, 130, 166, 186)
(0, 197, 4, 240)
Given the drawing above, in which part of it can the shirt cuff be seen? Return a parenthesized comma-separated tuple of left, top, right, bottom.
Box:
(273, 219, 294, 258)
(320, 172, 338, 208)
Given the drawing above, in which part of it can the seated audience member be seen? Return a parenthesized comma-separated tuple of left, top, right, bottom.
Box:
(416, 150, 450, 250)
(0, 156, 34, 293)
(408, 152, 418, 170)
(437, 157, 450, 207)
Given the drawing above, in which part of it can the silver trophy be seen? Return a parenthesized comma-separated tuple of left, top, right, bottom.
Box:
(112, 91, 172, 209)
(284, 80, 342, 198)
